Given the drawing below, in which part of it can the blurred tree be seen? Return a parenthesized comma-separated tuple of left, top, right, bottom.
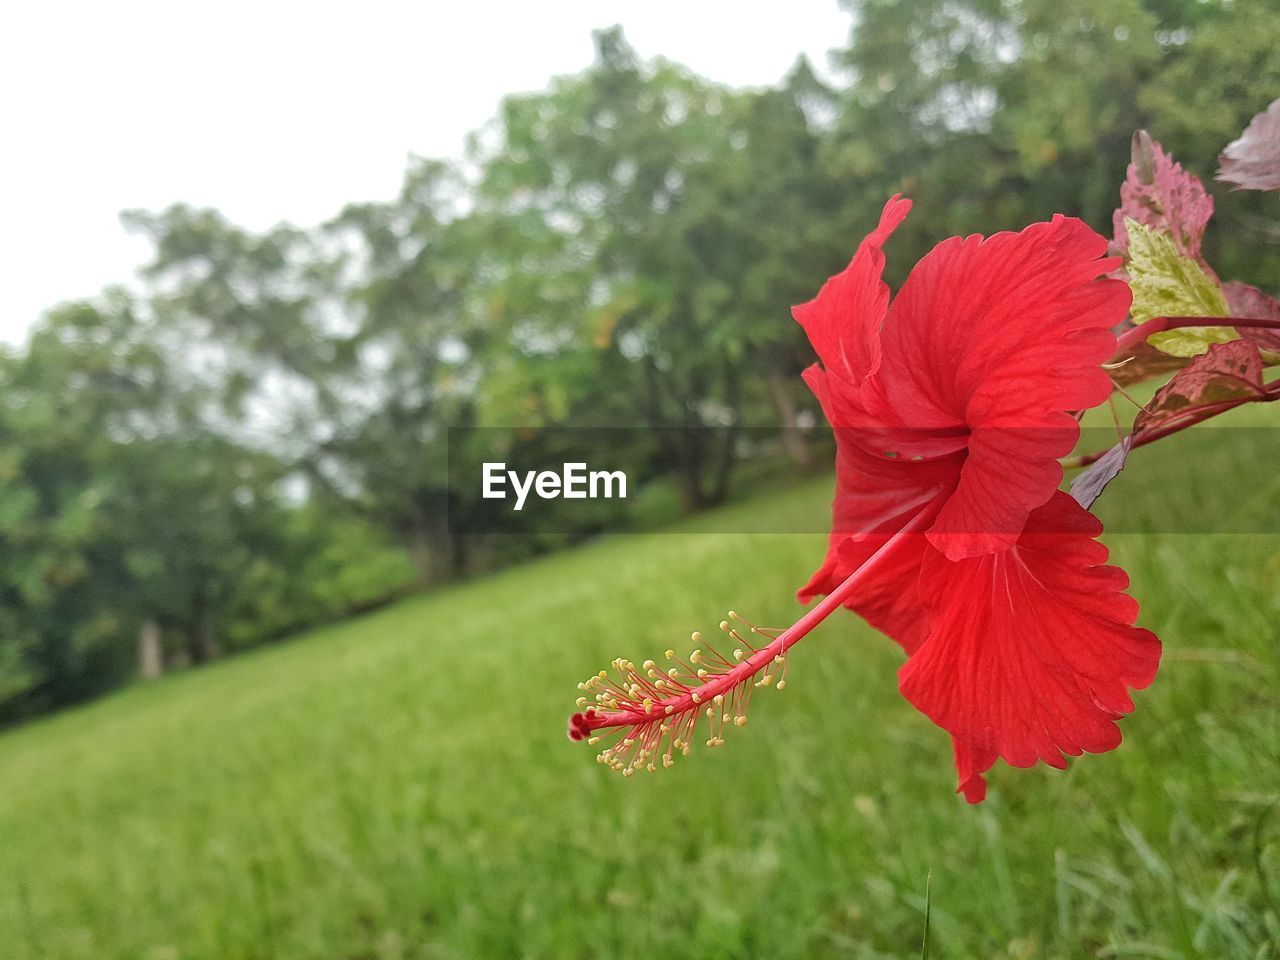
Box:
(123, 175, 482, 582)
(0, 295, 171, 713)
(829, 0, 1275, 271)
(474, 29, 842, 507)
(6, 2, 1276, 722)
(312, 161, 483, 580)
(0, 293, 412, 719)
(1139, 3, 1280, 290)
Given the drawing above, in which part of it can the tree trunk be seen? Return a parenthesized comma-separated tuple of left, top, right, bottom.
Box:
(672, 458, 707, 512)
(401, 504, 462, 584)
(187, 593, 221, 664)
(765, 366, 814, 471)
(138, 618, 163, 679)
(705, 360, 742, 507)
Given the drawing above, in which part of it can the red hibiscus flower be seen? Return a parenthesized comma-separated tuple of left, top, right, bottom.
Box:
(569, 197, 1161, 803)
(795, 197, 1161, 801)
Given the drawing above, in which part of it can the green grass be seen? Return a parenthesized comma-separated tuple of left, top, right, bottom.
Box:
(1, 421, 1279, 959)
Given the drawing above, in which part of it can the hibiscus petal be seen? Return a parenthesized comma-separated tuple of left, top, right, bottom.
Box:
(952, 738, 998, 804)
(898, 492, 1161, 803)
(798, 364, 958, 654)
(792, 195, 912, 389)
(828, 529, 933, 655)
(867, 216, 1129, 559)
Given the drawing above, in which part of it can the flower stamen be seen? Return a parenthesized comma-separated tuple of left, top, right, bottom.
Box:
(568, 499, 943, 775)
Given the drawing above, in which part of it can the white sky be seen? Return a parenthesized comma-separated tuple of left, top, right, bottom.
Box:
(0, 1, 852, 346)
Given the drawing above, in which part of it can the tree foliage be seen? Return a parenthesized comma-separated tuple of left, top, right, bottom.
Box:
(2, 4, 1276, 719)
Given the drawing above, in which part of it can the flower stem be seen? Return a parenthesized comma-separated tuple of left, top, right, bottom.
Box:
(576, 501, 940, 738)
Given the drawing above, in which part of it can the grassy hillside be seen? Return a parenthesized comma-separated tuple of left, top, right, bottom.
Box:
(1, 422, 1278, 959)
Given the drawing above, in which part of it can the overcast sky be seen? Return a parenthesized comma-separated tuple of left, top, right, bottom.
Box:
(0, 1, 852, 345)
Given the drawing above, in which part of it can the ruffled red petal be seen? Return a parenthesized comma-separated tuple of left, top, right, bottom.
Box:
(898, 492, 1161, 802)
(797, 364, 958, 652)
(865, 216, 1129, 560)
(791, 195, 911, 393)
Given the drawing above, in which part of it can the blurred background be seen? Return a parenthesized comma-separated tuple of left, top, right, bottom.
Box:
(1, 2, 1278, 958)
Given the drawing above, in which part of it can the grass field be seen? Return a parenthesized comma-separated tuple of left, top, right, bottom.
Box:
(1, 422, 1278, 958)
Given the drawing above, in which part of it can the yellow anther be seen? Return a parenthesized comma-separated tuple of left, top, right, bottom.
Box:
(643, 699, 654, 714)
(719, 620, 730, 632)
(665, 705, 674, 715)
(665, 649, 675, 660)
(588, 736, 600, 744)
(777, 680, 787, 690)
(697, 668, 708, 679)
(623, 767, 635, 777)
(691, 649, 702, 664)
(667, 668, 678, 679)
(691, 692, 701, 704)
(663, 755, 674, 768)
(706, 707, 715, 718)
(723, 713, 731, 722)
(734, 716, 748, 727)
(576, 697, 587, 708)
(733, 649, 744, 661)
(713, 694, 724, 705)
(691, 631, 701, 643)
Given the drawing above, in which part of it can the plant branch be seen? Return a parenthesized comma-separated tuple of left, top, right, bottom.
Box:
(1065, 377, 1280, 468)
(1113, 316, 1280, 357)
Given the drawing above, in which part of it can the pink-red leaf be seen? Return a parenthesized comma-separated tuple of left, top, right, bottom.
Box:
(1218, 99, 1280, 192)
(1134, 338, 1266, 435)
(1070, 339, 1272, 511)
(1112, 131, 1214, 263)
(1224, 280, 1280, 353)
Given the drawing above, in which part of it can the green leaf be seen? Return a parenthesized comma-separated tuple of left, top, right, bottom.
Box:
(1124, 218, 1232, 357)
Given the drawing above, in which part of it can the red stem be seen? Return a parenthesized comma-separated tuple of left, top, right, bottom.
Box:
(581, 500, 941, 735)
(1113, 315, 1280, 357)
